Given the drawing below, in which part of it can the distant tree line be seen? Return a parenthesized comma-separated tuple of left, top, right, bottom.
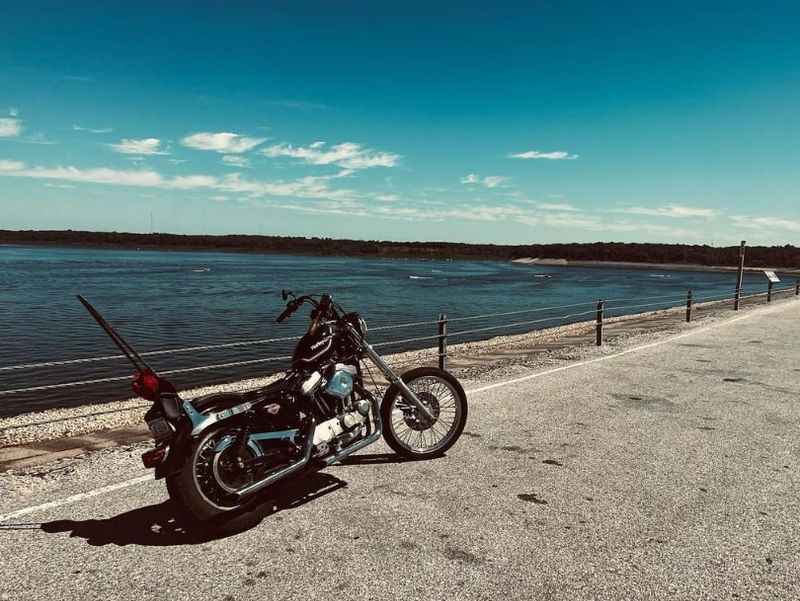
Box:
(1, 229, 798, 268)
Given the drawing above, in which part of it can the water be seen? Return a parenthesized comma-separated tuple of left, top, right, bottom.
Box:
(0, 245, 771, 416)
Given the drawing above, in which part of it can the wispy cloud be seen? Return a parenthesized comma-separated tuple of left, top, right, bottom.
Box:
(73, 124, 113, 134)
(0, 159, 357, 201)
(509, 150, 579, 160)
(221, 155, 249, 168)
(109, 138, 168, 155)
(181, 132, 266, 154)
(460, 173, 508, 188)
(534, 202, 580, 212)
(729, 215, 800, 232)
(618, 205, 717, 218)
(0, 160, 26, 170)
(262, 141, 400, 170)
(43, 183, 76, 189)
(8, 107, 19, 117)
(0, 118, 22, 138)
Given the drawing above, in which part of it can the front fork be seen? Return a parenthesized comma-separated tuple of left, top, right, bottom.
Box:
(362, 343, 437, 422)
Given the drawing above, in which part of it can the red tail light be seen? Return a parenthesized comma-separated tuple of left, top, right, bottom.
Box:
(132, 370, 160, 401)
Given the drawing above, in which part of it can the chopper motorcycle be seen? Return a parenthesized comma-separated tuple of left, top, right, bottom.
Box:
(78, 291, 468, 522)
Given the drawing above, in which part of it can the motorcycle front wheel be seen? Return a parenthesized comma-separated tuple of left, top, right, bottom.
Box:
(380, 367, 468, 458)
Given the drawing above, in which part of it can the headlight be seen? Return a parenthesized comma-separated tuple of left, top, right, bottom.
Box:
(358, 316, 368, 340)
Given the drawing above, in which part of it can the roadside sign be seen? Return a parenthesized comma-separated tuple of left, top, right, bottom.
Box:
(764, 270, 781, 283)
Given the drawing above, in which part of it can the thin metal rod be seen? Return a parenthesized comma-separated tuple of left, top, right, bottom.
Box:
(734, 240, 746, 311)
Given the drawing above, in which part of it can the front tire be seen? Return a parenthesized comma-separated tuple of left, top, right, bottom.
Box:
(381, 367, 468, 458)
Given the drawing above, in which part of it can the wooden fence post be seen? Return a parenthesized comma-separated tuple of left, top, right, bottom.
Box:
(686, 289, 693, 322)
(438, 313, 448, 370)
(767, 280, 773, 303)
(596, 300, 604, 346)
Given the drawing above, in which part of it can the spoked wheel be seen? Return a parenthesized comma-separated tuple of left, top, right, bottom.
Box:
(381, 367, 468, 458)
(167, 425, 261, 522)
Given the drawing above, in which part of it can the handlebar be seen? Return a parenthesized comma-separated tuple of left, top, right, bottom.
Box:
(274, 293, 335, 325)
(276, 300, 300, 323)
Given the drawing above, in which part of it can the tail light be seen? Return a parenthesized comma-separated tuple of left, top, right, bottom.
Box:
(132, 370, 177, 402)
(132, 370, 160, 401)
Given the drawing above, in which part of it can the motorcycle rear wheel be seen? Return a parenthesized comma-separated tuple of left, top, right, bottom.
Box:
(167, 424, 260, 522)
(380, 367, 467, 458)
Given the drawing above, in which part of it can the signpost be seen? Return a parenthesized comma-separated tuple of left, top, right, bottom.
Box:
(764, 270, 780, 302)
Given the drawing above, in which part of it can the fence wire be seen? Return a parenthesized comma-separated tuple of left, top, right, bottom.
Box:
(1, 284, 797, 398)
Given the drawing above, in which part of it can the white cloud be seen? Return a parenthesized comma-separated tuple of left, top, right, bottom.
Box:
(262, 141, 399, 170)
(535, 202, 580, 212)
(1, 162, 165, 186)
(221, 155, 249, 168)
(0, 159, 358, 202)
(375, 193, 400, 202)
(168, 175, 218, 189)
(9, 107, 19, 117)
(509, 150, 578, 160)
(0, 118, 22, 137)
(43, 183, 76, 189)
(109, 138, 168, 155)
(0, 160, 26, 171)
(73, 124, 113, 134)
(618, 205, 717, 218)
(460, 173, 508, 188)
(730, 215, 800, 232)
(181, 132, 266, 154)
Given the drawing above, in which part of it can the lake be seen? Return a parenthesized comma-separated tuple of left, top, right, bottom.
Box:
(0, 245, 773, 415)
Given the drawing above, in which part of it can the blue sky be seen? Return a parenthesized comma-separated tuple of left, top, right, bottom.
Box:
(1, 1, 799, 245)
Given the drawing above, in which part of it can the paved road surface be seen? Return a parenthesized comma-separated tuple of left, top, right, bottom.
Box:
(2, 300, 798, 600)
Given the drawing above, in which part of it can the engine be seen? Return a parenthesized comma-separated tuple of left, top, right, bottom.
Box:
(299, 362, 371, 455)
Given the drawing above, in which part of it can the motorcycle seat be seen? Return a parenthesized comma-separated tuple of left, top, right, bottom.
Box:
(190, 377, 291, 413)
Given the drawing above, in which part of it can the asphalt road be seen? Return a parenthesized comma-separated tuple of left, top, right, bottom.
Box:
(1, 300, 798, 600)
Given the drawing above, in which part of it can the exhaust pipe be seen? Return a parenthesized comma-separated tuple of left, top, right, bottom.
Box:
(233, 417, 316, 500)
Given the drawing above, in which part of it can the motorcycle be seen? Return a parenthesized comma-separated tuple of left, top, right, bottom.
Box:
(78, 291, 468, 522)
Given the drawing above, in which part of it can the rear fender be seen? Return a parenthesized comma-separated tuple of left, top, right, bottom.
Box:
(153, 394, 250, 479)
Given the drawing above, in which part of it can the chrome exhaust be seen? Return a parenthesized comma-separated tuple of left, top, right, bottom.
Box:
(232, 417, 316, 500)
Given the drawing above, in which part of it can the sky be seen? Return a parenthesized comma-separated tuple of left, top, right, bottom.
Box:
(1, 1, 799, 246)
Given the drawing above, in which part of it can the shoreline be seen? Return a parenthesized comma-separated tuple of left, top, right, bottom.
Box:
(512, 257, 800, 277)
(3, 291, 795, 449)
(3, 231, 799, 274)
(5, 240, 799, 276)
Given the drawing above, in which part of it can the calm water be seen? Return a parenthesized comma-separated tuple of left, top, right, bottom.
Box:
(0, 245, 771, 416)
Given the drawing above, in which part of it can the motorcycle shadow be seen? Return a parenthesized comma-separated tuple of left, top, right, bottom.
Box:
(37, 471, 347, 547)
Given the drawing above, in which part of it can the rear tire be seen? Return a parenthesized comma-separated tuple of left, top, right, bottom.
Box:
(167, 424, 259, 523)
(380, 367, 467, 458)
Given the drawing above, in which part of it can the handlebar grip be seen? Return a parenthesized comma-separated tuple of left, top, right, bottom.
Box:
(276, 308, 293, 323)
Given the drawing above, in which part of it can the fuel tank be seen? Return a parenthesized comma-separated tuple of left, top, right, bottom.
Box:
(292, 323, 335, 368)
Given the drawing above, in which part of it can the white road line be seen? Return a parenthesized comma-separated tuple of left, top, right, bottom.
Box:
(0, 475, 152, 522)
(465, 310, 761, 395)
(0, 300, 792, 522)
